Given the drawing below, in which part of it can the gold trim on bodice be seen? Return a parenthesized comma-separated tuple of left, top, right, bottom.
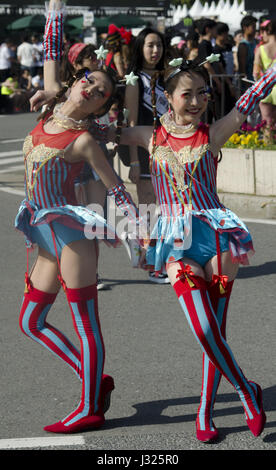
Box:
(23, 135, 65, 200)
(153, 142, 210, 192)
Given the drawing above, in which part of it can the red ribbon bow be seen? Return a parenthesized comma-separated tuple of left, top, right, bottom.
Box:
(176, 265, 195, 287)
(211, 274, 228, 294)
(120, 27, 132, 44)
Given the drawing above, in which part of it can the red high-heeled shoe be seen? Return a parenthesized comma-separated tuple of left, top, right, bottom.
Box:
(196, 418, 219, 443)
(44, 374, 115, 434)
(246, 382, 266, 437)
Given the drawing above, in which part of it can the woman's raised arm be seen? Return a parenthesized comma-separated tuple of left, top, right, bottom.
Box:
(209, 66, 276, 156)
(43, 0, 65, 92)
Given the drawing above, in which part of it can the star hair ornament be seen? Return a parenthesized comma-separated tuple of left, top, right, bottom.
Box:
(166, 53, 220, 83)
(95, 45, 109, 67)
(198, 53, 221, 67)
(124, 71, 139, 86)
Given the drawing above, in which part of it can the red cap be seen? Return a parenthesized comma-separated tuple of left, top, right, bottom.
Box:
(68, 43, 87, 64)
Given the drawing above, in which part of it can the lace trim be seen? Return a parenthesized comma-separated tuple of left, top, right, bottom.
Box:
(160, 112, 197, 135)
(153, 143, 210, 191)
(44, 1, 67, 17)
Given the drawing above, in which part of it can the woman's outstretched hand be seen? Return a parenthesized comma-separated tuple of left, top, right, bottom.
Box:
(30, 89, 56, 112)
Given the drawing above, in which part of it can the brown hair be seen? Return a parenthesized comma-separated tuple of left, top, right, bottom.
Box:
(38, 68, 125, 150)
(38, 68, 117, 122)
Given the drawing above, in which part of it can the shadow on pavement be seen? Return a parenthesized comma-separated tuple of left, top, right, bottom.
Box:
(104, 384, 276, 441)
(237, 262, 276, 278)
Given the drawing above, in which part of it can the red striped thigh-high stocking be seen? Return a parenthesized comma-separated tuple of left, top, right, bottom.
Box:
(19, 276, 114, 427)
(196, 277, 234, 442)
(44, 283, 109, 433)
(19, 281, 82, 379)
(172, 263, 266, 438)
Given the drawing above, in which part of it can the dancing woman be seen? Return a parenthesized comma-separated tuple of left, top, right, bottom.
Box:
(116, 56, 276, 442)
(16, 0, 145, 434)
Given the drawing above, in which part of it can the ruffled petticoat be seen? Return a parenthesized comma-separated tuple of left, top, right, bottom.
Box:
(15, 199, 120, 254)
(146, 207, 254, 273)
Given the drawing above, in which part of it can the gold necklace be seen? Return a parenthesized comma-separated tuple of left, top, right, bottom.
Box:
(160, 112, 197, 135)
(51, 116, 89, 130)
(51, 104, 90, 131)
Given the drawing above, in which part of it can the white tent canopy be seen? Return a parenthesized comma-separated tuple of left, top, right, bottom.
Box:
(189, 0, 204, 18)
(169, 0, 253, 34)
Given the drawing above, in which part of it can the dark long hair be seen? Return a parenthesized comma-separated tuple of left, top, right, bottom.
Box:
(126, 27, 166, 73)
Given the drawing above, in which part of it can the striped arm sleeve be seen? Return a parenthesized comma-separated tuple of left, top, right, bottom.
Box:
(88, 121, 109, 143)
(43, 10, 64, 62)
(107, 183, 148, 243)
(235, 67, 276, 115)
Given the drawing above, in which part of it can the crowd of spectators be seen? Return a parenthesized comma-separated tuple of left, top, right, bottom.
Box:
(1, 13, 276, 131)
(0, 33, 44, 113)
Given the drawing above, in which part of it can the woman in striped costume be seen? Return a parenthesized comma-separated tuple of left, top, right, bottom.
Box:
(117, 58, 276, 442)
(16, 0, 146, 434)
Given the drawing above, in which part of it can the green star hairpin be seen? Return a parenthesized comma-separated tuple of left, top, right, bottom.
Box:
(95, 45, 109, 61)
(169, 58, 183, 67)
(199, 53, 220, 67)
(124, 71, 139, 86)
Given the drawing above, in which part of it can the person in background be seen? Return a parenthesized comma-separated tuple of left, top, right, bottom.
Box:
(31, 69, 44, 90)
(60, 42, 99, 84)
(213, 22, 236, 117)
(120, 27, 134, 73)
(185, 31, 199, 61)
(124, 27, 169, 284)
(105, 24, 125, 78)
(197, 19, 221, 94)
(253, 18, 276, 144)
(258, 20, 271, 47)
(1, 70, 30, 112)
(238, 15, 257, 85)
(17, 34, 36, 77)
(19, 68, 33, 92)
(232, 29, 243, 73)
(0, 38, 14, 82)
(31, 33, 44, 75)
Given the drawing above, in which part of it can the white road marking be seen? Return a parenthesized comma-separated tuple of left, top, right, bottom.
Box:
(0, 151, 22, 158)
(0, 138, 24, 144)
(0, 157, 22, 165)
(0, 185, 25, 196)
(0, 164, 24, 174)
(0, 436, 85, 449)
(242, 217, 276, 226)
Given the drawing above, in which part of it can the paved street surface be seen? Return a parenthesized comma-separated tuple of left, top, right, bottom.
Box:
(0, 113, 275, 452)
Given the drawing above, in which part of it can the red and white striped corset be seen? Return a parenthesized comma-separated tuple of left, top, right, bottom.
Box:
(23, 118, 86, 209)
(150, 123, 225, 217)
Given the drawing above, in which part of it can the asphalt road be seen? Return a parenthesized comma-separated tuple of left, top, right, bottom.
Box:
(0, 112, 275, 452)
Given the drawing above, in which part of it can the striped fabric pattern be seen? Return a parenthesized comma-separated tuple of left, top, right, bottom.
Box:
(151, 149, 223, 217)
(19, 288, 82, 380)
(173, 277, 260, 423)
(43, 11, 63, 62)
(236, 67, 276, 115)
(151, 123, 224, 217)
(29, 159, 76, 209)
(62, 285, 105, 427)
(107, 183, 148, 239)
(197, 282, 232, 432)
